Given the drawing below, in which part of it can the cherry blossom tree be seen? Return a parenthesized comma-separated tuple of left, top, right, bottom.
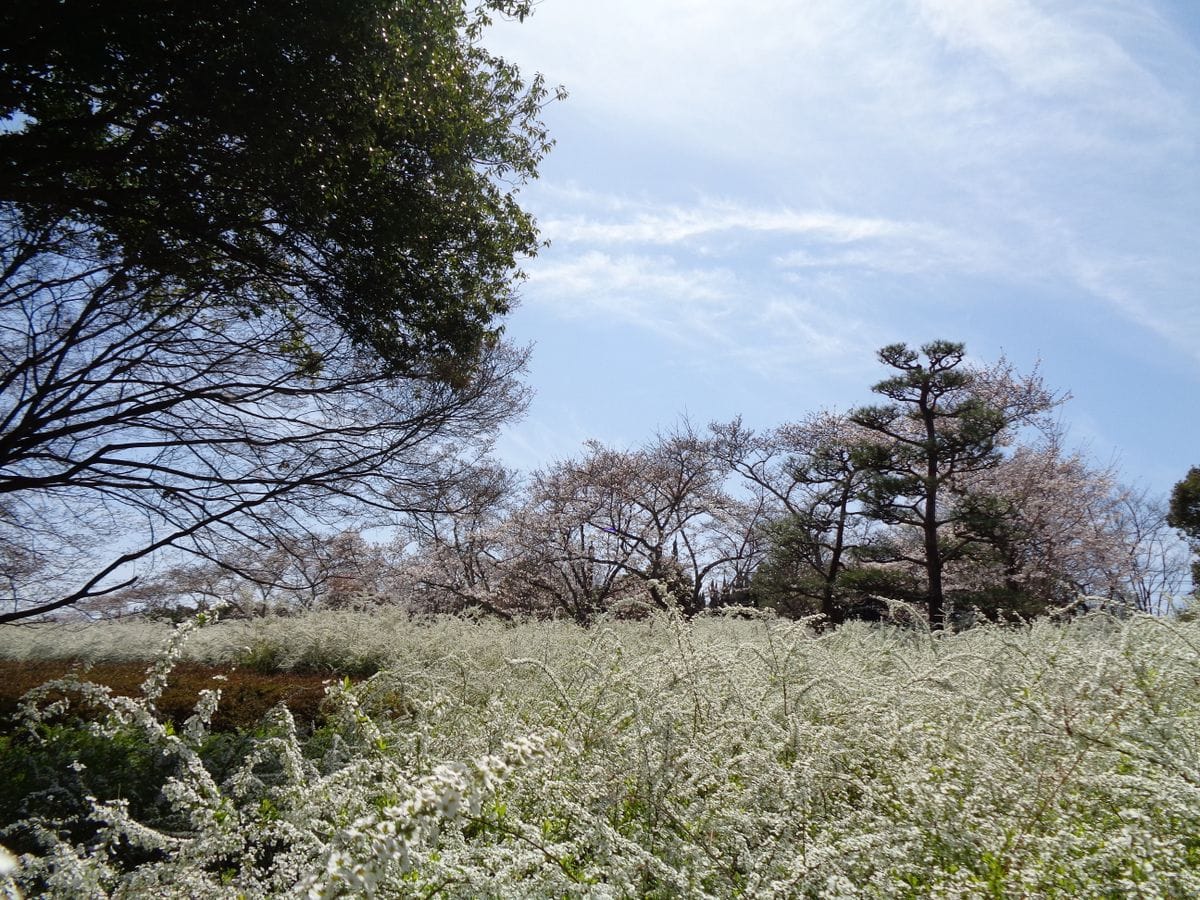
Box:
(496, 426, 760, 622)
(90, 528, 394, 619)
(926, 436, 1188, 618)
(388, 461, 524, 619)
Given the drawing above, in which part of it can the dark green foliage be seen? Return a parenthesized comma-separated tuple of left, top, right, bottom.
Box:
(0, 0, 557, 376)
(749, 517, 837, 618)
(0, 649, 376, 873)
(1169, 468, 1200, 538)
(849, 341, 1053, 628)
(0, 689, 339, 877)
(943, 491, 1067, 619)
(0, 722, 180, 863)
(1168, 466, 1200, 588)
(952, 585, 1056, 623)
(834, 566, 923, 620)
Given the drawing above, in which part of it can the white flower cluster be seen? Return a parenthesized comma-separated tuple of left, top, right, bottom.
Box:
(0, 844, 19, 899)
(301, 734, 550, 898)
(2, 615, 551, 898)
(5, 610, 1200, 896)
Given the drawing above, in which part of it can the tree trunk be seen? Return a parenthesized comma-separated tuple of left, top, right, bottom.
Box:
(922, 388, 945, 630)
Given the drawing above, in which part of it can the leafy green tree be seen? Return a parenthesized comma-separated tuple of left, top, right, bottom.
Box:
(0, 0, 556, 622)
(850, 341, 1056, 629)
(1, 0, 559, 375)
(1168, 467, 1200, 589)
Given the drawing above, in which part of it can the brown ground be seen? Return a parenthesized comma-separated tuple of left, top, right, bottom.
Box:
(0, 659, 343, 732)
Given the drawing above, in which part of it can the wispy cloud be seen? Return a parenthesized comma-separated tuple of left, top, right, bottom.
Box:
(916, 0, 1179, 107)
(480, 1, 1199, 488)
(534, 188, 1016, 286)
(1065, 250, 1200, 364)
(543, 199, 921, 246)
(525, 251, 737, 344)
(497, 1, 1200, 383)
(521, 238, 886, 381)
(528, 251, 733, 306)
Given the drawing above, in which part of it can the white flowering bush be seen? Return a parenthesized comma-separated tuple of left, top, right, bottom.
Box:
(4, 609, 1200, 896)
(0, 844, 17, 899)
(0, 616, 554, 898)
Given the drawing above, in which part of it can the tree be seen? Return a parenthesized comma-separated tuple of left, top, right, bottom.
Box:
(1168, 467, 1200, 589)
(1, 0, 559, 375)
(504, 447, 647, 623)
(0, 293, 530, 622)
(0, 0, 554, 622)
(91, 528, 394, 619)
(1107, 487, 1191, 615)
(850, 341, 1057, 629)
(713, 414, 871, 621)
(937, 436, 1187, 618)
(503, 426, 760, 623)
(388, 460, 524, 619)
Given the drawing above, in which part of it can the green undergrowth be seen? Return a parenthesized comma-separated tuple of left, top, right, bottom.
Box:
(2, 610, 1200, 897)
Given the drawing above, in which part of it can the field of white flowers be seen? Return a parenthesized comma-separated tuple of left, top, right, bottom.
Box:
(3, 609, 1200, 898)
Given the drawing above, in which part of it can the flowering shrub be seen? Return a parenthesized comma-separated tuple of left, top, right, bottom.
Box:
(4, 610, 1200, 896)
(1, 617, 554, 897)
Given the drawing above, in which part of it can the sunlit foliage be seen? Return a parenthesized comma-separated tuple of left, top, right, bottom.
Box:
(3, 610, 1200, 896)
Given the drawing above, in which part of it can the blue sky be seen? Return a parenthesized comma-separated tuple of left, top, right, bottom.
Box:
(484, 0, 1199, 497)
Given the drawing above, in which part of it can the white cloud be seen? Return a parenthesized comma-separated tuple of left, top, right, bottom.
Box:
(534, 188, 1012, 279)
(529, 251, 732, 305)
(915, 0, 1173, 105)
(1065, 251, 1200, 365)
(525, 251, 737, 344)
(544, 201, 919, 246)
(731, 295, 885, 378)
(497, 0, 1200, 374)
(521, 242, 887, 381)
(494, 0, 1192, 169)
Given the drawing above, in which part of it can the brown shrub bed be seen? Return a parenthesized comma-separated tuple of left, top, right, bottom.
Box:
(0, 659, 340, 732)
